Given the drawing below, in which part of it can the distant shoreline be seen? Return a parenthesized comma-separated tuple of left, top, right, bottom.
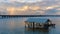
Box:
(0, 15, 60, 17)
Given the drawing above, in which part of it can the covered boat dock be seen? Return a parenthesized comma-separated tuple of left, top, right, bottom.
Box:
(25, 18, 53, 29)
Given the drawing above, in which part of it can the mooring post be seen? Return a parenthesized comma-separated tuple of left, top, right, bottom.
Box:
(33, 22, 34, 29)
(28, 24, 30, 28)
(25, 23, 26, 28)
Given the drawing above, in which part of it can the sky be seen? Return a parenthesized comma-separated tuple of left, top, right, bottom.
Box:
(0, 0, 60, 15)
(0, 0, 43, 3)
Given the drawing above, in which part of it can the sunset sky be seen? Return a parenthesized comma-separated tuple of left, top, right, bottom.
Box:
(0, 0, 60, 15)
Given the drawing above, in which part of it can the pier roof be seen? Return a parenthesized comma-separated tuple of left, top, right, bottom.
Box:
(25, 18, 50, 23)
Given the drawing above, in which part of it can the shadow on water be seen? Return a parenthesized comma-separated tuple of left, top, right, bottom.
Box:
(24, 25, 55, 34)
(24, 28, 49, 34)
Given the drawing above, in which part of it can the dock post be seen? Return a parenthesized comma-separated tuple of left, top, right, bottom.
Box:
(25, 23, 26, 28)
(26, 24, 29, 28)
(33, 22, 35, 29)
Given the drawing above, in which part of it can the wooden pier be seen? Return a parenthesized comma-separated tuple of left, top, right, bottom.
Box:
(25, 18, 55, 29)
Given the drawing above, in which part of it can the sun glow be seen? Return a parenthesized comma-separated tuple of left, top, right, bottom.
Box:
(30, 6, 40, 10)
(15, 6, 29, 11)
(6, 6, 41, 15)
(7, 7, 15, 15)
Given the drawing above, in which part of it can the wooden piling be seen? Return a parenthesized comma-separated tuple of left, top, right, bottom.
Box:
(33, 22, 35, 29)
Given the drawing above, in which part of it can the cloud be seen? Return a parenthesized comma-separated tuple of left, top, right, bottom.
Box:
(44, 5, 59, 10)
(6, 6, 41, 15)
(17, 0, 43, 3)
(56, 11, 60, 15)
(0, 0, 60, 15)
(56, 8, 60, 10)
(0, 0, 43, 3)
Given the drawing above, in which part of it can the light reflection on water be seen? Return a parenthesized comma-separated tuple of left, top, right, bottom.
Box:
(0, 17, 60, 34)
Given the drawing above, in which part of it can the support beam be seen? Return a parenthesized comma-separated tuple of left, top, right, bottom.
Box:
(33, 22, 35, 29)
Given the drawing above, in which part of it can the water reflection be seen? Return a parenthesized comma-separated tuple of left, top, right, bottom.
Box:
(0, 17, 59, 34)
(25, 28, 49, 34)
(0, 17, 26, 34)
(24, 25, 56, 34)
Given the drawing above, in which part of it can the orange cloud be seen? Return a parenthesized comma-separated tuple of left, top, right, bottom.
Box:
(7, 7, 15, 15)
(29, 6, 40, 10)
(6, 6, 41, 15)
(17, 6, 29, 11)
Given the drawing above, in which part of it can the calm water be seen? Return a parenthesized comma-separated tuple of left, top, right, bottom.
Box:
(0, 17, 60, 34)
